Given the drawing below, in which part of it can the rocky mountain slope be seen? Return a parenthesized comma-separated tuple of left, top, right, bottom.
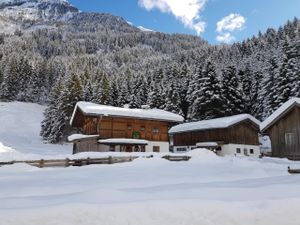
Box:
(0, 0, 78, 33)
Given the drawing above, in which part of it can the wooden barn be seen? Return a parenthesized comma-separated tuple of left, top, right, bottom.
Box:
(168, 114, 261, 157)
(260, 98, 300, 160)
(69, 102, 184, 154)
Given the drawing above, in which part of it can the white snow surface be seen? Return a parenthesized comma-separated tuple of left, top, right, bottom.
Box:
(1, 149, 300, 225)
(196, 141, 219, 147)
(260, 97, 300, 132)
(99, 138, 149, 145)
(0, 101, 72, 159)
(169, 113, 261, 134)
(138, 25, 155, 32)
(70, 101, 184, 125)
(67, 134, 99, 142)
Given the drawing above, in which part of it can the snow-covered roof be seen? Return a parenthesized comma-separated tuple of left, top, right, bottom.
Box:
(70, 101, 184, 125)
(99, 138, 149, 145)
(196, 142, 219, 147)
(67, 134, 99, 142)
(169, 114, 260, 134)
(260, 98, 300, 132)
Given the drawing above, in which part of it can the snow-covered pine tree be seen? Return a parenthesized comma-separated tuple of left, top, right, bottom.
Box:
(177, 64, 190, 119)
(16, 57, 33, 101)
(285, 37, 300, 98)
(164, 81, 182, 114)
(187, 60, 203, 120)
(273, 39, 294, 108)
(128, 75, 141, 109)
(118, 71, 132, 107)
(192, 60, 224, 120)
(261, 56, 279, 118)
(147, 68, 164, 109)
(0, 56, 20, 100)
(81, 69, 94, 102)
(136, 74, 148, 106)
(128, 74, 148, 108)
(107, 78, 119, 106)
(221, 65, 244, 116)
(239, 66, 252, 113)
(40, 78, 63, 141)
(0, 66, 3, 85)
(42, 74, 83, 143)
(99, 72, 109, 104)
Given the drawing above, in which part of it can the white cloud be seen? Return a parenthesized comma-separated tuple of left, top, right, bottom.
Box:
(216, 13, 245, 43)
(216, 32, 235, 44)
(216, 13, 245, 33)
(138, 0, 208, 35)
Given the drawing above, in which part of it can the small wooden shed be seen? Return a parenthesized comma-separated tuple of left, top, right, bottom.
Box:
(169, 114, 261, 157)
(261, 98, 300, 160)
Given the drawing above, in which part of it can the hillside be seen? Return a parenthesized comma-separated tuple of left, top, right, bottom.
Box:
(0, 101, 71, 157)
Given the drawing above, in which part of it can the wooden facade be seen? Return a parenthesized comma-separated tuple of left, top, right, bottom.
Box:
(72, 108, 171, 142)
(171, 120, 260, 147)
(262, 105, 300, 160)
(71, 106, 179, 154)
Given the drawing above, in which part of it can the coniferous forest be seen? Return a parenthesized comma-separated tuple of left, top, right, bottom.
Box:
(0, 11, 299, 143)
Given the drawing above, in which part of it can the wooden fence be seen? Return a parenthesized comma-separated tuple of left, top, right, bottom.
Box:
(0, 155, 191, 168)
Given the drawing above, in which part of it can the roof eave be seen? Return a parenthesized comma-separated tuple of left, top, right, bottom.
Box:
(78, 111, 183, 123)
(169, 117, 260, 134)
(261, 102, 300, 132)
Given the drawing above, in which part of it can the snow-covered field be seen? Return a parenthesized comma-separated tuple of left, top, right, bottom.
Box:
(1, 102, 300, 225)
(0, 101, 72, 159)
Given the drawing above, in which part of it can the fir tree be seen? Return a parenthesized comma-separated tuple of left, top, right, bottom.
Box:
(107, 78, 119, 106)
(0, 56, 20, 100)
(221, 65, 244, 116)
(187, 60, 203, 120)
(192, 61, 224, 119)
(40, 78, 63, 142)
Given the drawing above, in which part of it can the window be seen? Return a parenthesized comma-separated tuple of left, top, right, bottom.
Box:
(285, 133, 295, 146)
(250, 149, 254, 154)
(152, 127, 159, 134)
(243, 148, 248, 156)
(236, 148, 241, 154)
(132, 131, 140, 139)
(153, 146, 160, 152)
(176, 147, 187, 152)
(140, 126, 145, 131)
(109, 145, 115, 152)
(127, 125, 132, 130)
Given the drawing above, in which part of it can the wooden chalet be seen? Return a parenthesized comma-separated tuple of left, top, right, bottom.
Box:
(69, 102, 184, 154)
(261, 98, 300, 160)
(168, 114, 261, 157)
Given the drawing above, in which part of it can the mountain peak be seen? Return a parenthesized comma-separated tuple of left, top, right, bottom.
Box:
(0, 0, 70, 7)
(0, 0, 78, 33)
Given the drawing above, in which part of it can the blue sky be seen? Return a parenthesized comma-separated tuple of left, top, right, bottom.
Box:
(69, 0, 300, 44)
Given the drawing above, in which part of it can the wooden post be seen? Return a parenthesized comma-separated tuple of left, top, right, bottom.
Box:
(65, 158, 70, 167)
(108, 156, 112, 164)
(39, 159, 44, 168)
(87, 157, 90, 165)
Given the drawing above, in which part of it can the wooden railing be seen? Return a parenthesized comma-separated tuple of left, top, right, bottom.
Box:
(0, 155, 191, 168)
